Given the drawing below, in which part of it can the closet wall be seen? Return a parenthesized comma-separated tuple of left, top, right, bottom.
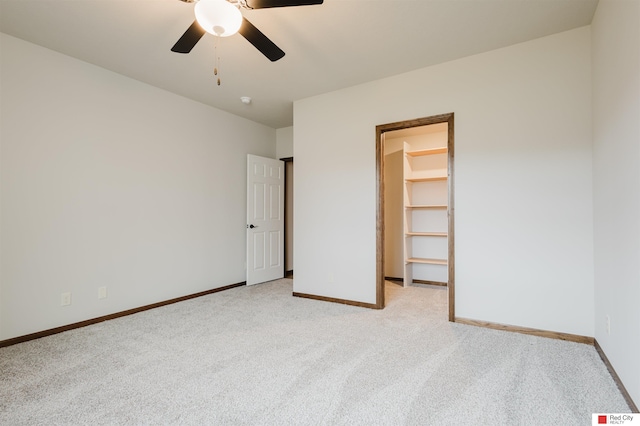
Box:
(383, 138, 404, 279)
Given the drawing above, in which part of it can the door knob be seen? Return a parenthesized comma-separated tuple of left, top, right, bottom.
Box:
(248, 224, 258, 229)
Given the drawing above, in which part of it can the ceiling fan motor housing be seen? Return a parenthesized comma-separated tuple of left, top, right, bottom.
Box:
(195, 0, 242, 37)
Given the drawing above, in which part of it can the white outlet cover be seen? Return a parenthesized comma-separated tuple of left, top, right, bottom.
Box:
(61, 292, 71, 306)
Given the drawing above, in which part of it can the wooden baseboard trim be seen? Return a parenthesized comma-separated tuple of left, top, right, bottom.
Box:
(0, 281, 246, 348)
(454, 317, 594, 345)
(412, 279, 447, 287)
(285, 270, 294, 278)
(384, 277, 446, 287)
(594, 339, 639, 412)
(292, 292, 381, 309)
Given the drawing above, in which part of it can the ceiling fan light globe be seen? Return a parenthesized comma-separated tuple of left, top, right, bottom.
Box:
(195, 0, 242, 37)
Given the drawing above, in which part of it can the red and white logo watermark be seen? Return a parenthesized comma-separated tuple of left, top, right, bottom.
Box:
(593, 414, 638, 425)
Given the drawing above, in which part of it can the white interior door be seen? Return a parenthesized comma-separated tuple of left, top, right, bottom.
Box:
(247, 154, 285, 285)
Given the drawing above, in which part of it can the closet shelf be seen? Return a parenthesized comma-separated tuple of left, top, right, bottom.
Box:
(402, 139, 450, 288)
(406, 257, 448, 265)
(406, 204, 447, 210)
(405, 147, 447, 157)
(405, 176, 447, 182)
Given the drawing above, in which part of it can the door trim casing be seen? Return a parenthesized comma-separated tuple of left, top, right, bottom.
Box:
(376, 113, 455, 319)
(281, 157, 293, 278)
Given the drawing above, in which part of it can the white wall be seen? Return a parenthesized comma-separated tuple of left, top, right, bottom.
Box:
(294, 27, 594, 336)
(276, 126, 293, 159)
(0, 34, 276, 340)
(275, 127, 294, 271)
(592, 0, 640, 405)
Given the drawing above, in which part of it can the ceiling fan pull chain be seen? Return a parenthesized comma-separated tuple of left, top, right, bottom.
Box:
(214, 35, 221, 86)
(217, 54, 221, 86)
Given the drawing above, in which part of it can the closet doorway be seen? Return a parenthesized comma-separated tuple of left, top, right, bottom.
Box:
(282, 157, 294, 278)
(376, 113, 454, 320)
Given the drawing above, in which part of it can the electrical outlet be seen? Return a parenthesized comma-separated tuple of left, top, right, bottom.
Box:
(98, 286, 107, 299)
(61, 292, 71, 306)
(606, 315, 611, 335)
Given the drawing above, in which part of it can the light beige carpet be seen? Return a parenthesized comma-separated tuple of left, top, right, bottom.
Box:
(0, 279, 630, 425)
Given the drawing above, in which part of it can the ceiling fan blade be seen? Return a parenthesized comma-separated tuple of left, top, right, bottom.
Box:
(171, 21, 206, 53)
(239, 17, 285, 62)
(245, 0, 322, 9)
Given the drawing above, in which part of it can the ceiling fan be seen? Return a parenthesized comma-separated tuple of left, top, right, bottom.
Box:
(171, 0, 324, 62)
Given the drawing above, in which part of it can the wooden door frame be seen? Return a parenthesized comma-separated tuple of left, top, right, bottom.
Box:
(375, 113, 455, 320)
(281, 157, 294, 278)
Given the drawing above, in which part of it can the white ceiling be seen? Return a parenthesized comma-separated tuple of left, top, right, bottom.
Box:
(0, 0, 598, 129)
